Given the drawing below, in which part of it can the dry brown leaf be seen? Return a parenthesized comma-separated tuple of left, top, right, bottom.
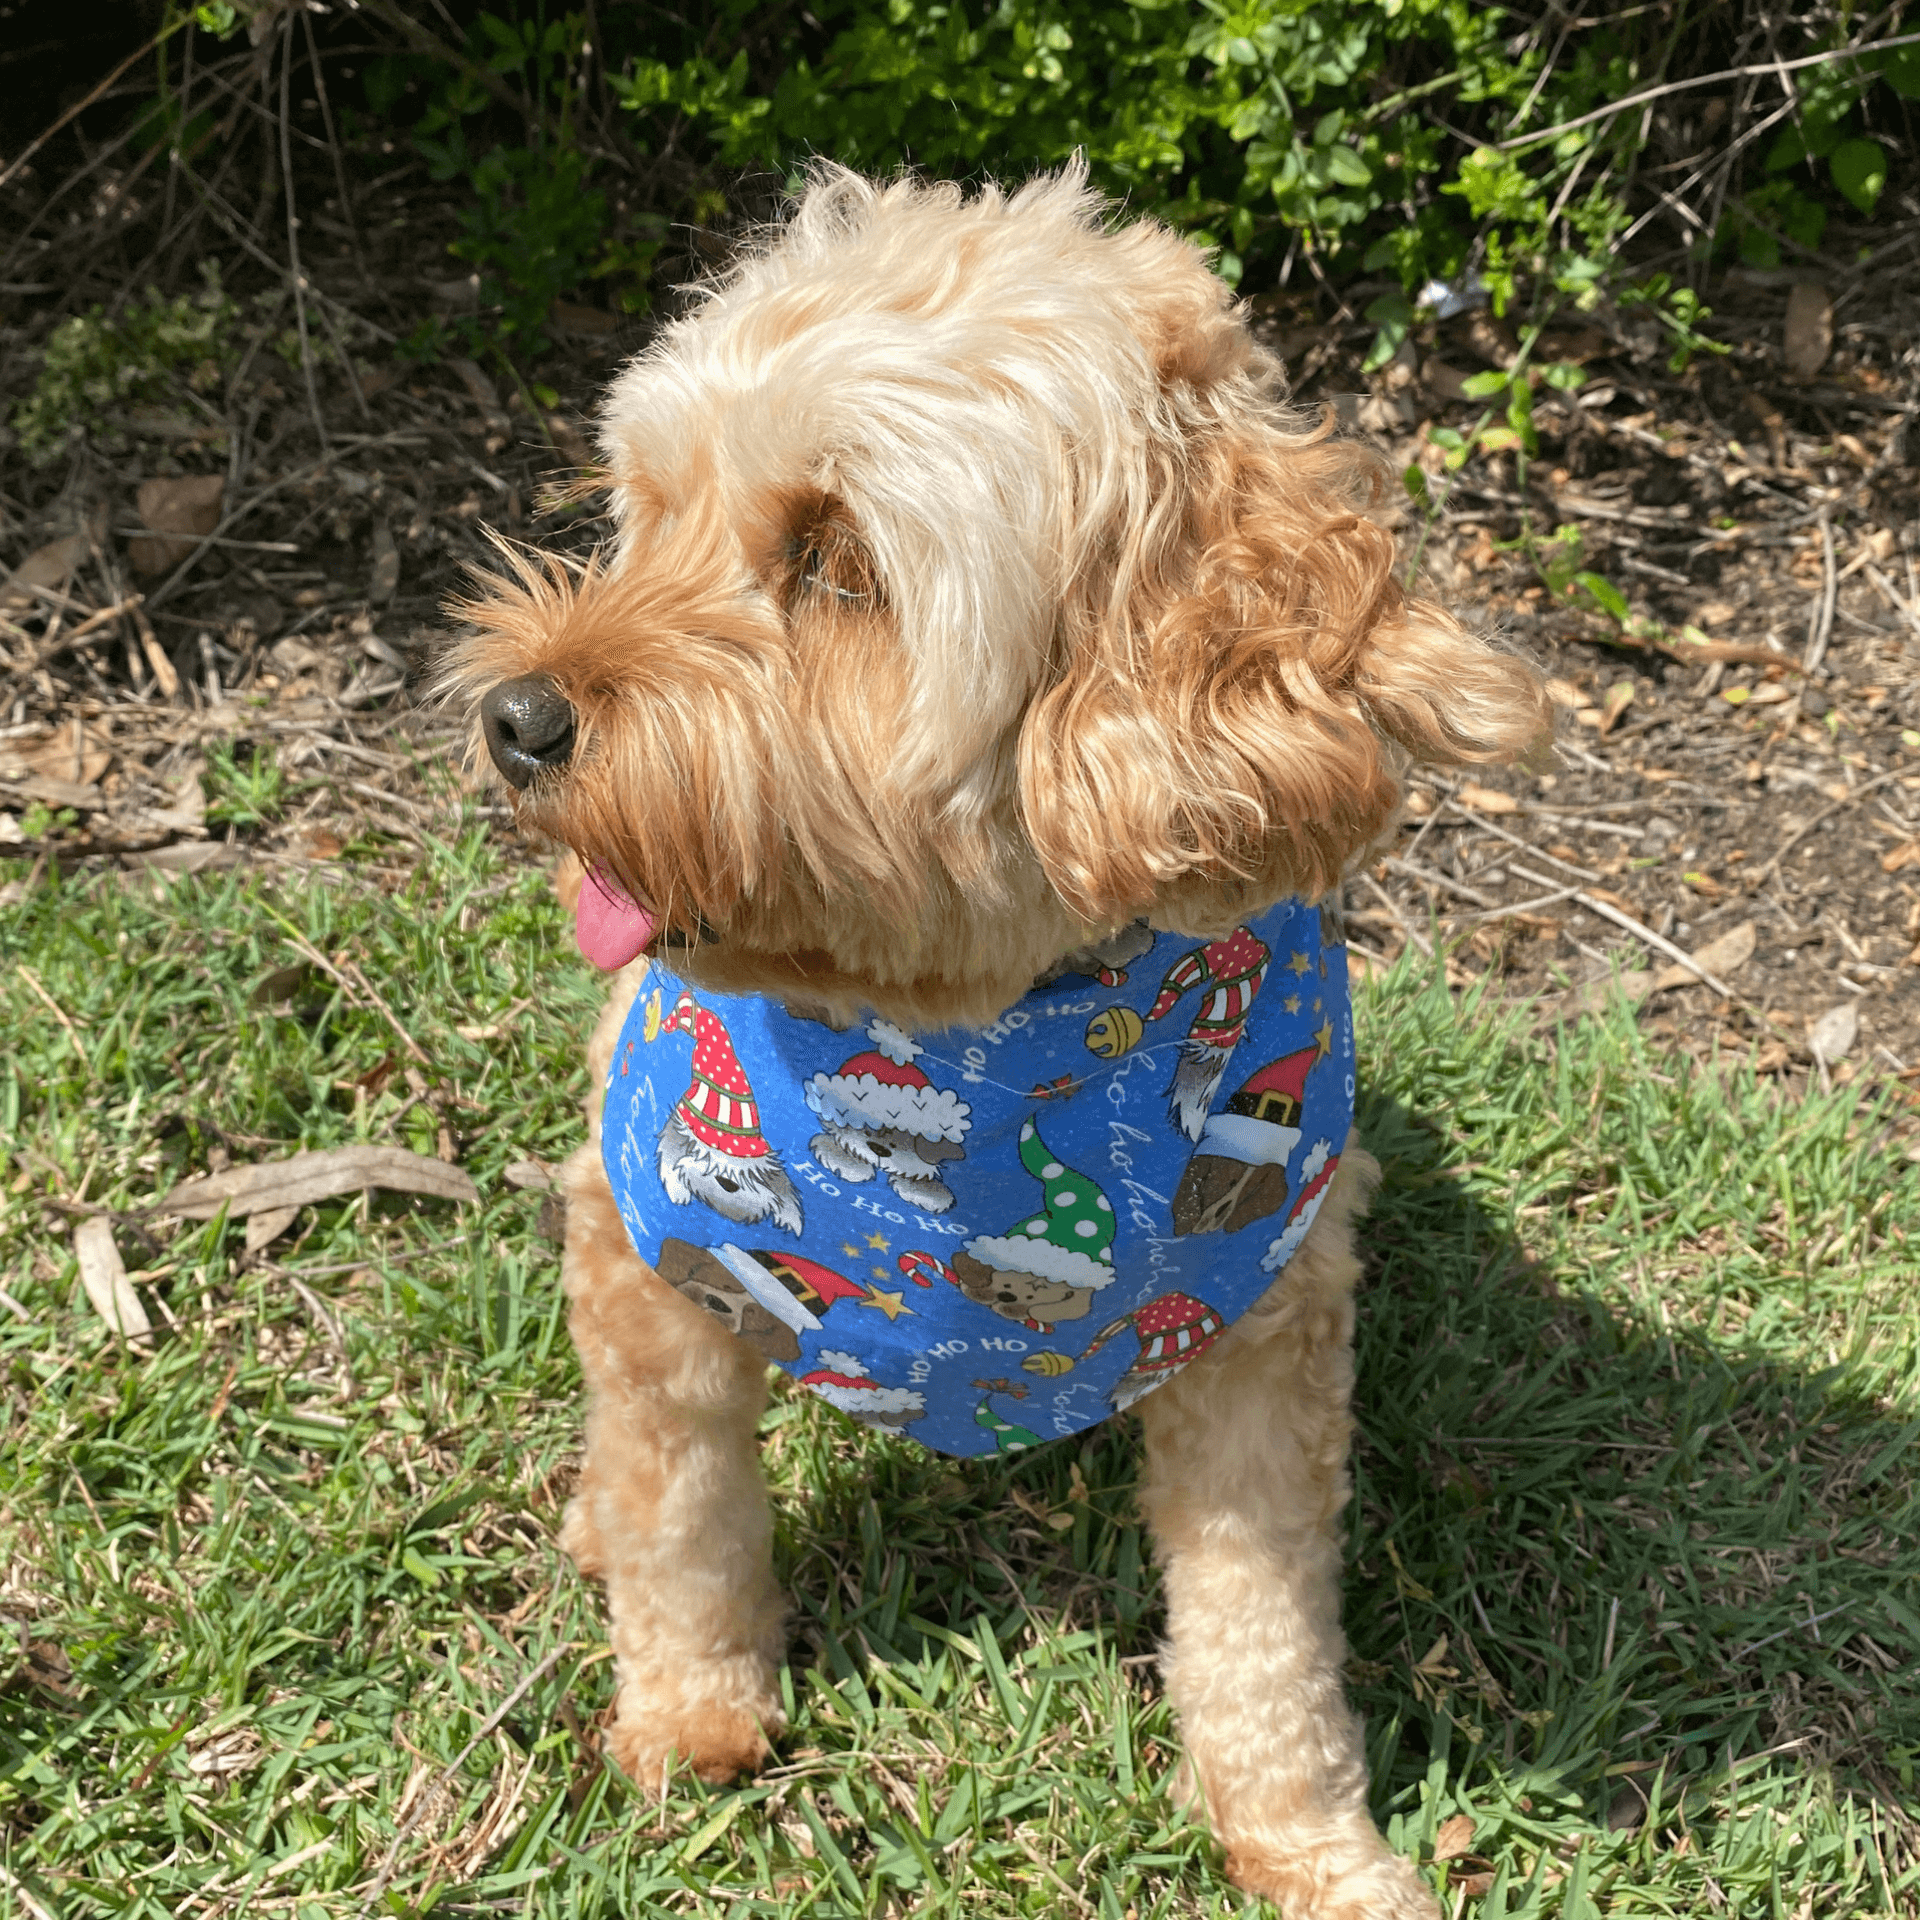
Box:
(20, 1639, 78, 1697)
(3, 775, 105, 811)
(159, 1145, 479, 1218)
(1545, 677, 1584, 709)
(243, 1205, 301, 1254)
(128, 475, 225, 577)
(1599, 680, 1635, 735)
(369, 516, 400, 605)
(1540, 970, 1655, 1025)
(1783, 282, 1833, 380)
(448, 357, 504, 411)
(1536, 325, 1610, 364)
(1652, 920, 1755, 992)
(550, 299, 618, 337)
(544, 412, 591, 465)
(1433, 1814, 1477, 1862)
(1455, 782, 1519, 814)
(1462, 311, 1519, 369)
(21, 722, 111, 789)
(75, 1216, 150, 1338)
(129, 841, 236, 874)
(0, 532, 87, 610)
(1807, 1001, 1859, 1066)
(1420, 358, 1472, 403)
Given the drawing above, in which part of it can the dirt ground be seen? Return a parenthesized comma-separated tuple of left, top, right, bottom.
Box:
(4, 179, 1919, 1099)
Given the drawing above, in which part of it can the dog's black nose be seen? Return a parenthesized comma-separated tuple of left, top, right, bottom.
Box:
(481, 675, 576, 788)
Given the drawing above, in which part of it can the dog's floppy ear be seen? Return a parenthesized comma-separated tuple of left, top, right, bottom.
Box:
(1018, 411, 1548, 924)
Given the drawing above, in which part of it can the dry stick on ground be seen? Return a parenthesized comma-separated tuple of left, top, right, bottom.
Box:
(275, 21, 328, 453)
(1506, 862, 1743, 1000)
(1804, 511, 1838, 677)
(0, 23, 176, 194)
(281, 932, 433, 1067)
(1747, 767, 1906, 890)
(359, 1643, 573, 1905)
(1358, 870, 1433, 958)
(301, 2, 367, 282)
(1383, 853, 1498, 909)
(1444, 797, 1605, 879)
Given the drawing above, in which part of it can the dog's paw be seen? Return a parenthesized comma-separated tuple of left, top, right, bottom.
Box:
(605, 1697, 783, 1790)
(557, 1495, 605, 1581)
(1224, 1841, 1438, 1920)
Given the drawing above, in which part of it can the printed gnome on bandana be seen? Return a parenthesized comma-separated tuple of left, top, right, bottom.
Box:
(803, 1020, 972, 1213)
(951, 1120, 1119, 1331)
(656, 990, 805, 1235)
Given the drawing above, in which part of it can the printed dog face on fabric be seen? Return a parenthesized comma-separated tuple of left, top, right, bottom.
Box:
(604, 895, 1354, 1458)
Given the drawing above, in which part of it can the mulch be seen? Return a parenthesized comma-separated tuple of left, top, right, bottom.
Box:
(4, 179, 1919, 1102)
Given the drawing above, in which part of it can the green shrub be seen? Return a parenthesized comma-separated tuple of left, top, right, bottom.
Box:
(606, 0, 1909, 358)
(171, 1, 1920, 365)
(11, 266, 237, 467)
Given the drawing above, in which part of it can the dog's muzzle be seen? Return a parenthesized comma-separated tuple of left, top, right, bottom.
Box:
(481, 675, 577, 788)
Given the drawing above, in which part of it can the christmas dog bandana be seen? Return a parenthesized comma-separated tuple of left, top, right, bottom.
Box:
(602, 897, 1355, 1458)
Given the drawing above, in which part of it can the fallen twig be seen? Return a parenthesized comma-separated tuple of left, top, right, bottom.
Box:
(359, 1643, 572, 1906)
(1509, 862, 1737, 997)
(1803, 511, 1837, 677)
(1358, 870, 1433, 958)
(1444, 798, 1604, 880)
(1383, 854, 1498, 909)
(1748, 766, 1905, 888)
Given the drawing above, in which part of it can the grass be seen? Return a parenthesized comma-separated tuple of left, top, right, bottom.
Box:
(1, 831, 1917, 1918)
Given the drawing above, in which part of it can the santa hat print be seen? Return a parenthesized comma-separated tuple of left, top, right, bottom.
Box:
(1192, 1043, 1319, 1168)
(799, 1350, 926, 1426)
(962, 1120, 1119, 1291)
(804, 1020, 971, 1142)
(661, 990, 771, 1161)
(1259, 1140, 1340, 1274)
(709, 1245, 871, 1330)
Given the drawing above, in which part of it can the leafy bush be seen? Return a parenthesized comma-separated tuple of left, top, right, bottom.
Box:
(612, 0, 1915, 350)
(11, 267, 237, 467)
(166, 1, 1920, 363)
(366, 10, 663, 356)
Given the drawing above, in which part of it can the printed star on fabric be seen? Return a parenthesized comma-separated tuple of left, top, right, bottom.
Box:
(841, 1241, 862, 1260)
(865, 1231, 891, 1251)
(860, 1287, 913, 1321)
(1288, 950, 1312, 976)
(1314, 1018, 1335, 1058)
(1283, 993, 1301, 1015)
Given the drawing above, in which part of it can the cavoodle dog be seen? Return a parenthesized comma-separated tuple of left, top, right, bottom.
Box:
(451, 165, 1545, 1918)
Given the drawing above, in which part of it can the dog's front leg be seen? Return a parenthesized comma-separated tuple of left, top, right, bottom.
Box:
(1136, 1150, 1437, 1919)
(558, 1147, 787, 1789)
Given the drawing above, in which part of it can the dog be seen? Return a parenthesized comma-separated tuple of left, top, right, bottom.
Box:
(449, 164, 1545, 1918)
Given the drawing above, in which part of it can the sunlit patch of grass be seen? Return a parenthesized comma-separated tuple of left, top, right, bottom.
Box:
(1, 851, 1914, 1915)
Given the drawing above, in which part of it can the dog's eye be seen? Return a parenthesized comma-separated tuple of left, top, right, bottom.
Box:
(784, 524, 879, 610)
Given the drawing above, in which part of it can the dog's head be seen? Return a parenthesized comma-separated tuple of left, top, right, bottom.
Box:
(448, 165, 1547, 1027)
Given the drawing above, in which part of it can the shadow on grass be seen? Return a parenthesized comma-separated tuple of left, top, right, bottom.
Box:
(753, 1060, 1920, 1911)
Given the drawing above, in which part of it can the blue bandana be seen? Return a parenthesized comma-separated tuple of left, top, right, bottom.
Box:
(602, 897, 1354, 1457)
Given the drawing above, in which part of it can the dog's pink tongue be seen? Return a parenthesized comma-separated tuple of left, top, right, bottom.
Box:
(576, 869, 658, 971)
